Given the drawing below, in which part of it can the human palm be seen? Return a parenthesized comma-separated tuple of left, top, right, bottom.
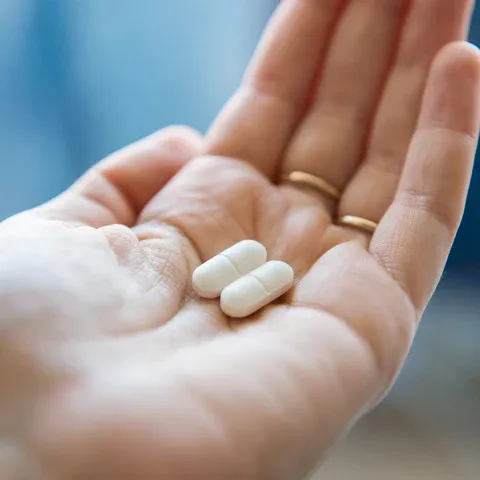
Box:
(1, 1, 480, 479)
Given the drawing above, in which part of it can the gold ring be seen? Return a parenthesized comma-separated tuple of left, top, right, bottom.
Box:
(280, 171, 341, 201)
(338, 215, 377, 234)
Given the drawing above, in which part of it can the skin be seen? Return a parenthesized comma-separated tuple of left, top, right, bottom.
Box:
(1, 1, 479, 478)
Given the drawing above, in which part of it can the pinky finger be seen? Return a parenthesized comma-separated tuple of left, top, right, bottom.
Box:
(370, 41, 480, 315)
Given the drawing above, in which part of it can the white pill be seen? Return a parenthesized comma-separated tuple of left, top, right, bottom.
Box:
(192, 240, 267, 299)
(220, 261, 294, 318)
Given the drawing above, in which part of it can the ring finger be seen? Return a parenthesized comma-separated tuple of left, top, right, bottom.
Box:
(339, 0, 474, 224)
(281, 0, 408, 204)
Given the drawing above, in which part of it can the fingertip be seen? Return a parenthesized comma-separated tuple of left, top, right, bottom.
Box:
(433, 41, 480, 77)
(93, 126, 203, 213)
(419, 41, 480, 138)
(431, 42, 480, 100)
(150, 125, 204, 162)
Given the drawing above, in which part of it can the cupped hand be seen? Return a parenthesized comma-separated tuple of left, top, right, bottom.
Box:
(1, 2, 479, 479)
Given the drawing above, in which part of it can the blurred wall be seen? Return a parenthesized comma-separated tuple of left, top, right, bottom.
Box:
(0, 0, 275, 217)
(0, 0, 478, 271)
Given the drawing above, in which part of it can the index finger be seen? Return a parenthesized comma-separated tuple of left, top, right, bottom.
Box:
(370, 42, 480, 314)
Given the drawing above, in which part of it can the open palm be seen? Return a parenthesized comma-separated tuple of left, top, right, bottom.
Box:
(2, 1, 479, 479)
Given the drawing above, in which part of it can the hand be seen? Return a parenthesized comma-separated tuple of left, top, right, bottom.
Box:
(1, 1, 479, 479)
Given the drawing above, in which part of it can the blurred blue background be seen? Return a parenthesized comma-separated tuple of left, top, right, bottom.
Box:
(0, 0, 276, 217)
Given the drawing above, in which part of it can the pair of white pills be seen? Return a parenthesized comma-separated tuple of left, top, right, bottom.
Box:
(192, 240, 294, 319)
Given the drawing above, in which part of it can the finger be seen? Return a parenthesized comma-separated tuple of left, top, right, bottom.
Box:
(27, 127, 203, 228)
(205, 0, 344, 177)
(340, 0, 474, 224)
(281, 0, 408, 197)
(370, 41, 480, 313)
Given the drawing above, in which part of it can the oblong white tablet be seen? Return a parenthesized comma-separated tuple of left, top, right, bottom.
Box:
(192, 240, 267, 299)
(220, 261, 294, 318)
